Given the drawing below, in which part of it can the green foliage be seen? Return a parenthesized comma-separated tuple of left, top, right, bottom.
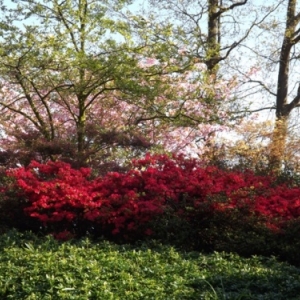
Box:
(149, 202, 278, 257)
(275, 218, 300, 266)
(0, 230, 300, 299)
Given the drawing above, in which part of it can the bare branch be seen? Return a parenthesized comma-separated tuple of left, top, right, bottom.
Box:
(285, 83, 300, 114)
(245, 79, 277, 97)
(233, 106, 276, 114)
(214, 1, 248, 19)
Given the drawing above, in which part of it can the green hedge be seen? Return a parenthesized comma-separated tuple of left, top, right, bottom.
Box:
(0, 230, 300, 299)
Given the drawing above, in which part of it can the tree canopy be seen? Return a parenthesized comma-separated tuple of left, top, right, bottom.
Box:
(1, 0, 300, 174)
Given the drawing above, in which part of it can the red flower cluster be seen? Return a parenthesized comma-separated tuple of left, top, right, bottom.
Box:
(6, 154, 300, 239)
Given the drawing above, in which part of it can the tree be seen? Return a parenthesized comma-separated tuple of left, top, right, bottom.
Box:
(0, 0, 157, 167)
(228, 0, 300, 173)
(0, 0, 232, 169)
(268, 0, 300, 171)
(143, 0, 300, 173)
(143, 0, 256, 76)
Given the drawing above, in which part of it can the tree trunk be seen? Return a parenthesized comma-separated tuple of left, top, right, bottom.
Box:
(269, 117, 288, 172)
(77, 102, 86, 155)
(207, 0, 221, 75)
(269, 0, 300, 173)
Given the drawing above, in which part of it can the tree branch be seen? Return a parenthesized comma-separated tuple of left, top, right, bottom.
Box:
(213, 1, 248, 19)
(285, 83, 300, 114)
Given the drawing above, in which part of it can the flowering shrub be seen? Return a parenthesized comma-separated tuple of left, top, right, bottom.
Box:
(5, 153, 300, 242)
(6, 159, 166, 238)
(7, 161, 94, 223)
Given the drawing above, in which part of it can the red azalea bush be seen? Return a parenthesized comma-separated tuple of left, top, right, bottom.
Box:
(4, 153, 300, 255)
(0, 166, 43, 233)
(5, 158, 167, 239)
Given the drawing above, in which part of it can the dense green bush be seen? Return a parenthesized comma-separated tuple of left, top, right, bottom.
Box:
(1, 230, 300, 299)
(149, 202, 278, 256)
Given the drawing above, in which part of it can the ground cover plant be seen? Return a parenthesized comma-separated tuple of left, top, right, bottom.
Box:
(0, 230, 300, 300)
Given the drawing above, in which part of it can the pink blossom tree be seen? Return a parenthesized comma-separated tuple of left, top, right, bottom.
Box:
(0, 0, 237, 170)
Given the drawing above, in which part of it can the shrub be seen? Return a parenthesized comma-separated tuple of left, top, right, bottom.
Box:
(4, 153, 300, 265)
(2, 231, 300, 299)
(0, 167, 42, 233)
